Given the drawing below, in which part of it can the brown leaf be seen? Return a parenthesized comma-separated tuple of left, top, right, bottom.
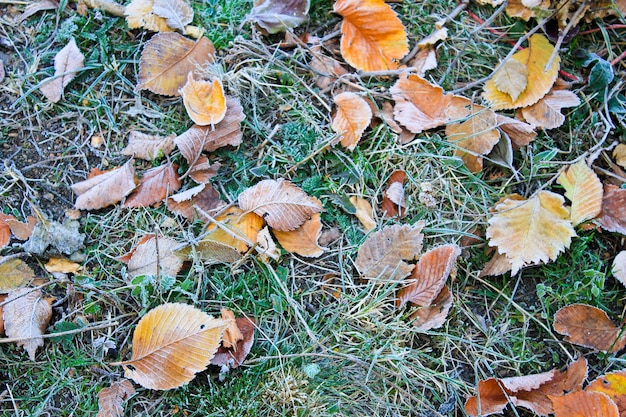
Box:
(3, 288, 53, 360)
(410, 285, 453, 330)
(123, 163, 181, 208)
(0, 257, 35, 293)
(119, 303, 228, 390)
(121, 131, 175, 161)
(167, 183, 226, 221)
(273, 213, 324, 257)
(551, 390, 619, 417)
(187, 156, 220, 184)
(96, 379, 135, 417)
(238, 179, 323, 232)
(137, 33, 215, 96)
(349, 196, 376, 232)
(397, 244, 460, 308)
(554, 304, 626, 352)
(479, 251, 513, 277)
(331, 92, 372, 150)
(180, 74, 227, 126)
(557, 160, 603, 226)
(72, 160, 137, 210)
(219, 308, 242, 349)
(125, 0, 172, 32)
(152, 0, 194, 32)
(382, 170, 406, 218)
(521, 89, 580, 130)
(126, 234, 185, 279)
(308, 48, 349, 90)
(409, 45, 438, 77)
(355, 222, 424, 281)
(0, 214, 11, 249)
(596, 184, 626, 235)
(4, 215, 37, 241)
(496, 114, 537, 148)
(247, 0, 310, 34)
(586, 370, 626, 417)
(39, 37, 85, 103)
(211, 315, 255, 369)
(613, 251, 626, 289)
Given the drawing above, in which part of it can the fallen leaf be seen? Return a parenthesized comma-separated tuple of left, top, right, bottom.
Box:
(238, 179, 323, 231)
(121, 131, 176, 161)
(96, 379, 135, 417)
(479, 251, 513, 277)
(496, 114, 537, 148)
(152, 0, 193, 32)
(522, 89, 580, 129)
(586, 370, 626, 417)
(492, 59, 528, 103)
(219, 309, 242, 349)
(44, 258, 82, 274)
(613, 251, 626, 289)
(125, 0, 172, 32)
(557, 160, 603, 226)
(0, 214, 11, 248)
(505, 0, 550, 21)
(273, 213, 324, 257)
(483, 34, 559, 110)
(551, 390, 619, 417)
(486, 191, 576, 275)
(126, 235, 184, 279)
(397, 244, 460, 307)
(0, 258, 35, 293)
(331, 92, 372, 150)
(247, 0, 310, 34)
(180, 74, 227, 126)
(391, 74, 453, 134)
(349, 196, 376, 232)
(202, 207, 264, 253)
(186, 156, 220, 184)
(355, 222, 425, 281)
(382, 170, 406, 218)
(119, 303, 228, 390)
(410, 285, 453, 330)
(613, 144, 626, 169)
(167, 183, 226, 222)
(409, 45, 438, 77)
(256, 226, 280, 261)
(137, 33, 215, 96)
(554, 304, 626, 352)
(3, 288, 53, 360)
(23, 217, 85, 255)
(123, 163, 181, 208)
(5, 215, 37, 241)
(211, 315, 255, 369)
(308, 48, 349, 90)
(72, 160, 137, 210)
(333, 0, 408, 72)
(16, 0, 58, 24)
(39, 38, 85, 103)
(596, 185, 626, 235)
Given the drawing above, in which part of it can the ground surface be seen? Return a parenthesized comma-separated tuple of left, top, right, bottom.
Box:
(0, 0, 625, 415)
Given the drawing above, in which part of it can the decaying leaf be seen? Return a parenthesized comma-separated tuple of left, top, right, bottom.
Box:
(39, 37, 85, 103)
(23, 217, 85, 255)
(238, 179, 323, 231)
(180, 74, 227, 126)
(551, 390, 619, 417)
(333, 0, 408, 72)
(3, 215, 36, 241)
(496, 114, 537, 148)
(16, 0, 58, 24)
(246, 0, 310, 34)
(273, 213, 324, 257)
(152, 0, 194, 32)
(126, 235, 185, 279)
(0, 258, 35, 293)
(553, 304, 626, 352)
(125, 0, 172, 32)
(331, 92, 372, 151)
(596, 185, 626, 235)
(410, 285, 453, 330)
(137, 33, 215, 96)
(96, 379, 135, 417)
(557, 160, 603, 226)
(521, 89, 580, 129)
(349, 196, 376, 232)
(211, 313, 255, 369)
(167, 183, 226, 222)
(483, 34, 559, 110)
(3, 288, 53, 360)
(355, 222, 424, 281)
(382, 170, 406, 218)
(123, 163, 181, 208)
(72, 160, 137, 210)
(119, 303, 228, 390)
(486, 191, 576, 275)
(121, 131, 175, 161)
(613, 251, 626, 289)
(586, 369, 626, 416)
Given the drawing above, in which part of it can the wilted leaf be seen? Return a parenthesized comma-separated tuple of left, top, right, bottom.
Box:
(613, 251, 626, 289)
(39, 38, 85, 103)
(72, 160, 137, 210)
(137, 33, 215, 96)
(397, 244, 460, 307)
(613, 144, 626, 169)
(484, 34, 559, 110)
(596, 185, 626, 235)
(96, 379, 135, 417)
(44, 257, 82, 274)
(123, 163, 181, 208)
(410, 285, 453, 330)
(152, 0, 193, 32)
(493, 59, 528, 103)
(551, 390, 619, 417)
(479, 251, 513, 277)
(587, 370, 626, 416)
(23, 217, 85, 255)
(486, 191, 576, 275)
(238, 179, 323, 231)
(119, 303, 228, 390)
(331, 92, 372, 151)
(211, 314, 255, 369)
(554, 304, 626, 352)
(247, 0, 310, 34)
(167, 183, 226, 222)
(3, 288, 53, 360)
(180, 74, 227, 126)
(273, 213, 324, 257)
(557, 160, 603, 226)
(126, 235, 185, 279)
(121, 131, 175, 161)
(0, 258, 34, 293)
(522, 89, 580, 129)
(355, 222, 424, 281)
(496, 114, 537, 148)
(125, 0, 172, 32)
(333, 0, 408, 72)
(382, 170, 406, 218)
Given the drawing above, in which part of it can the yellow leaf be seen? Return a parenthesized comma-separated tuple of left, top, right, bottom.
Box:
(0, 258, 34, 293)
(119, 303, 228, 390)
(333, 0, 408, 72)
(483, 34, 559, 110)
(44, 257, 82, 274)
(273, 213, 325, 257)
(203, 207, 264, 253)
(180, 73, 227, 126)
(551, 391, 619, 417)
(331, 92, 372, 151)
(587, 369, 626, 414)
(486, 191, 576, 274)
(349, 196, 376, 232)
(557, 160, 603, 225)
(612, 144, 626, 169)
(125, 0, 172, 32)
(521, 89, 580, 129)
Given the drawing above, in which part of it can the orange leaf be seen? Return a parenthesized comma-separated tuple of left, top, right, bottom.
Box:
(219, 308, 242, 349)
(123, 163, 181, 208)
(496, 114, 537, 148)
(71, 160, 137, 210)
(521, 89, 580, 129)
(121, 131, 175, 161)
(557, 160, 603, 226)
(596, 184, 626, 235)
(382, 170, 406, 218)
(211, 315, 255, 369)
(553, 304, 626, 352)
(202, 207, 265, 253)
(273, 213, 324, 257)
(551, 390, 619, 417)
(3, 288, 53, 360)
(119, 303, 228, 390)
(349, 196, 376, 232)
(137, 33, 215, 96)
(331, 92, 372, 150)
(96, 379, 135, 417)
(410, 285, 454, 330)
(0, 214, 11, 249)
(4, 215, 37, 241)
(587, 370, 626, 417)
(333, 0, 408, 72)
(39, 38, 84, 103)
(180, 73, 227, 126)
(479, 251, 513, 277)
(44, 257, 82, 274)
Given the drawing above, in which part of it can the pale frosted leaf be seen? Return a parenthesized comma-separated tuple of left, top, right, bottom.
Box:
(331, 92, 372, 150)
(167, 183, 226, 221)
(124, 163, 181, 208)
(72, 160, 137, 210)
(557, 160, 603, 225)
(39, 38, 85, 103)
(273, 213, 324, 257)
(382, 170, 406, 218)
(247, 0, 310, 34)
(121, 131, 175, 161)
(493, 59, 528, 102)
(125, 0, 172, 32)
(349, 196, 376, 232)
(16, 0, 58, 23)
(521, 89, 580, 129)
(152, 0, 193, 32)
(612, 251, 626, 288)
(3, 288, 52, 360)
(479, 251, 513, 277)
(127, 235, 184, 279)
(0, 258, 34, 293)
(96, 379, 135, 417)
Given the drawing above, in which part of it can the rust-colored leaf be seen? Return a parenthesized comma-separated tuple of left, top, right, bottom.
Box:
(211, 313, 255, 369)
(496, 114, 537, 148)
(137, 33, 215, 96)
(333, 0, 408, 72)
(126, 234, 185, 279)
(4, 215, 37, 241)
(596, 184, 626, 235)
(382, 170, 406, 218)
(554, 304, 626, 352)
(123, 163, 181, 208)
(0, 214, 11, 249)
(121, 131, 175, 161)
(0, 257, 35, 293)
(180, 74, 227, 126)
(96, 379, 135, 417)
(587, 370, 626, 417)
(71, 160, 137, 210)
(167, 183, 226, 222)
(557, 160, 603, 226)
(551, 390, 619, 417)
(410, 285, 453, 330)
(273, 213, 324, 257)
(522, 89, 580, 130)
(3, 288, 53, 360)
(349, 196, 376, 232)
(331, 92, 372, 150)
(118, 303, 228, 390)
(39, 38, 84, 103)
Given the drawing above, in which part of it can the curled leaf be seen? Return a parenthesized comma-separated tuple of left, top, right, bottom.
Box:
(180, 73, 227, 126)
(39, 38, 85, 103)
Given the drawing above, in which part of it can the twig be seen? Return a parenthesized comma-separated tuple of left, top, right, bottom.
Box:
(579, 24, 626, 35)
(0, 321, 119, 343)
(611, 49, 626, 66)
(544, 0, 589, 72)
